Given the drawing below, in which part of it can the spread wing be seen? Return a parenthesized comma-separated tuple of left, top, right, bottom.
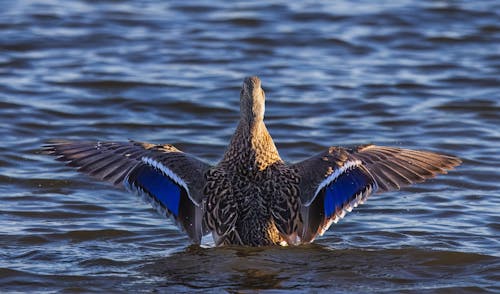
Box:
(292, 145, 461, 243)
(44, 140, 212, 243)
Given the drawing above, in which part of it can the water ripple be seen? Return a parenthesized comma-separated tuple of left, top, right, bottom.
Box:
(0, 0, 499, 292)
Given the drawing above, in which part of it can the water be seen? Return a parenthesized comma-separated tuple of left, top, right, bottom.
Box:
(1, 0, 499, 292)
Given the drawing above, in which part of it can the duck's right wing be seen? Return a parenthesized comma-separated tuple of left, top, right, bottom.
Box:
(44, 140, 212, 243)
(292, 145, 461, 243)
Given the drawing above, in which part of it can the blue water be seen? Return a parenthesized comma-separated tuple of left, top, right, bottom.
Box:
(0, 0, 499, 292)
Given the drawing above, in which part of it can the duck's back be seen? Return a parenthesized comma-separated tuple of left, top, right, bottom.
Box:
(203, 162, 301, 246)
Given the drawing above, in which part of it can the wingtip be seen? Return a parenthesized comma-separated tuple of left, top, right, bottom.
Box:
(450, 155, 462, 166)
(42, 139, 70, 149)
(41, 139, 72, 155)
(41, 143, 57, 155)
(44, 139, 71, 145)
(439, 154, 462, 172)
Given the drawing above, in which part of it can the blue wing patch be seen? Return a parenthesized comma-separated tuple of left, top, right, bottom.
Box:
(324, 167, 370, 218)
(128, 165, 181, 217)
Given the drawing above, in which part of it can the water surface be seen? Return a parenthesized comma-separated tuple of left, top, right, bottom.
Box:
(1, 0, 499, 292)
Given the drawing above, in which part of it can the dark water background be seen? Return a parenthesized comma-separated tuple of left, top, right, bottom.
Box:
(1, 0, 499, 292)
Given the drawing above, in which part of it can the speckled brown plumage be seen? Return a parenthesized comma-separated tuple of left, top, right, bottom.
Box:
(44, 76, 461, 247)
(203, 77, 302, 246)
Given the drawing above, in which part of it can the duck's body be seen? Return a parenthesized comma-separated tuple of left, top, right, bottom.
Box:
(45, 76, 461, 246)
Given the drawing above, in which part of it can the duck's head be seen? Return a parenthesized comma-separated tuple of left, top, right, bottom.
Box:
(240, 76, 265, 122)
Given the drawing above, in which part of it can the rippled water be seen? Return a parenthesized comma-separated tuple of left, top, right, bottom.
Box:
(1, 0, 499, 292)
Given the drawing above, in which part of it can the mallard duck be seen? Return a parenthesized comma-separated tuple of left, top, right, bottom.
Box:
(45, 76, 461, 246)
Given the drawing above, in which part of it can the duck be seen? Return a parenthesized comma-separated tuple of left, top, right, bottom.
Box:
(44, 76, 461, 246)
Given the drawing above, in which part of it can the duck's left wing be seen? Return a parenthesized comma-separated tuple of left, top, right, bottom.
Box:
(291, 145, 461, 243)
(44, 140, 211, 243)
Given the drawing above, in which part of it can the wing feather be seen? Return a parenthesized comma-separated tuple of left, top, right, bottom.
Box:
(44, 140, 212, 243)
(292, 144, 461, 242)
(352, 145, 461, 192)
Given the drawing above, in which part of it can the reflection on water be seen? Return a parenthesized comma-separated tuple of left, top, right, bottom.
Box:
(0, 0, 499, 292)
(141, 245, 499, 292)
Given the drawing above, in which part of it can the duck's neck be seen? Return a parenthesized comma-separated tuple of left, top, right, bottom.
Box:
(223, 119, 281, 171)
